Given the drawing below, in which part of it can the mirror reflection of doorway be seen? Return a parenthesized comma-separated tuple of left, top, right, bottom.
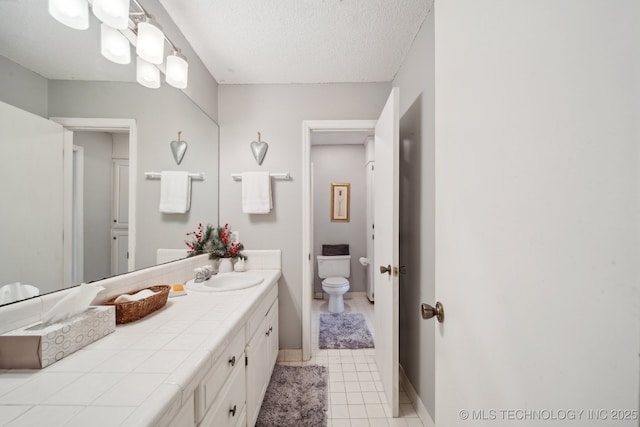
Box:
(71, 130, 129, 284)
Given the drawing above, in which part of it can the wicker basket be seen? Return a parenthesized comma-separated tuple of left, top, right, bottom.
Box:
(103, 285, 171, 324)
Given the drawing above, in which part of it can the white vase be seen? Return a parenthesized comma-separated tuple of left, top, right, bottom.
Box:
(234, 259, 246, 272)
(218, 258, 233, 273)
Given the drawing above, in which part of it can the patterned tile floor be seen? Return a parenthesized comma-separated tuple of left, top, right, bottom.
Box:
(279, 292, 425, 427)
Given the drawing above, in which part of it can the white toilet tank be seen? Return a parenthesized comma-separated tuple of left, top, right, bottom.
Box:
(317, 255, 351, 278)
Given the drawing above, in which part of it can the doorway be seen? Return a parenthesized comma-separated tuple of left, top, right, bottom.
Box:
(51, 117, 137, 276)
(301, 120, 377, 361)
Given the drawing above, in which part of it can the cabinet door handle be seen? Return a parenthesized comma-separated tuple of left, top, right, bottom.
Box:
(229, 404, 237, 417)
(265, 330, 270, 336)
(269, 326, 273, 332)
(228, 356, 236, 366)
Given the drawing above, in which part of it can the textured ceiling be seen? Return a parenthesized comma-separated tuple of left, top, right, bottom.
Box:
(159, 0, 430, 84)
(0, 1, 430, 85)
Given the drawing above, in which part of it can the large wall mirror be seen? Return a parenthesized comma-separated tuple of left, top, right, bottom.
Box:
(0, 2, 219, 306)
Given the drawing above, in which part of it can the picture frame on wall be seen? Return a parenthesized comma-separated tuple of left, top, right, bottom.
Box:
(330, 183, 350, 222)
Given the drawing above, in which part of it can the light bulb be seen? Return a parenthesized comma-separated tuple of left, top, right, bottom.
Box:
(136, 18, 164, 65)
(136, 57, 160, 88)
(93, 0, 130, 30)
(48, 0, 89, 30)
(101, 24, 131, 64)
(166, 51, 189, 89)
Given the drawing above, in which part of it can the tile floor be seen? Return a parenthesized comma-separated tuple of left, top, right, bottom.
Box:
(279, 292, 425, 427)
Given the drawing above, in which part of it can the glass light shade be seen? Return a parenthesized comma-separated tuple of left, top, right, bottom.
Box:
(48, 0, 89, 30)
(136, 57, 160, 88)
(136, 19, 164, 64)
(100, 24, 131, 64)
(92, 0, 130, 30)
(166, 51, 189, 89)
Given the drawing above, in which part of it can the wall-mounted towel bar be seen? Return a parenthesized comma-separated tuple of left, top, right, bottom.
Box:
(231, 172, 291, 181)
(145, 172, 205, 180)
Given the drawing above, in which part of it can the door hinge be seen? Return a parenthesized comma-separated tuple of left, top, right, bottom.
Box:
(245, 356, 248, 366)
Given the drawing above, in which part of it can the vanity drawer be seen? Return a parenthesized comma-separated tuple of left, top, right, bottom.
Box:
(245, 282, 278, 344)
(200, 360, 246, 427)
(196, 329, 245, 422)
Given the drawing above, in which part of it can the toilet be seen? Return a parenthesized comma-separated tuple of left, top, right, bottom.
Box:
(317, 255, 351, 313)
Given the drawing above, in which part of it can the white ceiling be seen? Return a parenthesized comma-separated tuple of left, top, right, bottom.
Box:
(0, 1, 430, 86)
(159, 0, 430, 84)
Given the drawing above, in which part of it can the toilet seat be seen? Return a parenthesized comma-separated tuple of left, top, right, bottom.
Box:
(322, 277, 349, 287)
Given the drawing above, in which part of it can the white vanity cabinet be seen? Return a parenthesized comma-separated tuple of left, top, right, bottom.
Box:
(245, 289, 279, 427)
(196, 329, 247, 426)
(170, 280, 279, 427)
(200, 361, 247, 427)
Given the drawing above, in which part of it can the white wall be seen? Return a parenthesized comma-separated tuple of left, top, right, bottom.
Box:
(49, 81, 220, 270)
(73, 131, 113, 282)
(311, 144, 367, 294)
(0, 101, 65, 294)
(0, 55, 48, 118)
(219, 83, 390, 349)
(392, 5, 435, 420)
(434, 0, 639, 424)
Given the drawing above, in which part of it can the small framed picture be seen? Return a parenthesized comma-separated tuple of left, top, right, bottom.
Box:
(330, 183, 350, 222)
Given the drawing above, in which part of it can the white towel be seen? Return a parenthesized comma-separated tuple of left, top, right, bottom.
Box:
(159, 171, 191, 213)
(242, 171, 272, 214)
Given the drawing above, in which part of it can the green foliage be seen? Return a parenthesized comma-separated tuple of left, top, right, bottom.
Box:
(185, 223, 246, 260)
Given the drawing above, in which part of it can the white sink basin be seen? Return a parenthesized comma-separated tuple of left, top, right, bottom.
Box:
(186, 272, 264, 292)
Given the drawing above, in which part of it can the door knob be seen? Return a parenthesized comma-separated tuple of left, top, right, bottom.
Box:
(379, 265, 391, 275)
(422, 302, 444, 323)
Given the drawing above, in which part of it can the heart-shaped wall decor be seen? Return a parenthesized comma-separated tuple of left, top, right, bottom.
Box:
(250, 134, 269, 165)
(170, 132, 188, 165)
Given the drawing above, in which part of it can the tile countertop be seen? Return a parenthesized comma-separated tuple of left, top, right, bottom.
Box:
(0, 269, 281, 427)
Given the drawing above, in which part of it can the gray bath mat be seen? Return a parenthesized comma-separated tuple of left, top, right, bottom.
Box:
(256, 365, 328, 427)
(319, 313, 375, 349)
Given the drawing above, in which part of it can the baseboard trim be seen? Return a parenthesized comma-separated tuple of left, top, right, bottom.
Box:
(399, 364, 435, 427)
(277, 349, 302, 362)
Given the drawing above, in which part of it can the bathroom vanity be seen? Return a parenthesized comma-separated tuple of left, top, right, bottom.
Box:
(0, 251, 281, 427)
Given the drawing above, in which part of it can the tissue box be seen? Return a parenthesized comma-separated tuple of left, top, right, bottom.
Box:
(0, 306, 115, 369)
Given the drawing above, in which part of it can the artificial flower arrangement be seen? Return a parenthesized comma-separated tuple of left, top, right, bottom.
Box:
(185, 223, 246, 260)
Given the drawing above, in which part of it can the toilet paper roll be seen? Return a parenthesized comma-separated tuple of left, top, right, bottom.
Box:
(359, 257, 370, 266)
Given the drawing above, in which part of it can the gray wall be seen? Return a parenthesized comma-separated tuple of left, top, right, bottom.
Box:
(49, 81, 219, 270)
(392, 8, 435, 419)
(218, 83, 390, 349)
(142, 0, 218, 122)
(311, 144, 367, 294)
(0, 55, 48, 118)
(73, 131, 113, 282)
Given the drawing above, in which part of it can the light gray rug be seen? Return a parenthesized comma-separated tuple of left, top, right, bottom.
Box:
(319, 313, 375, 349)
(256, 365, 328, 427)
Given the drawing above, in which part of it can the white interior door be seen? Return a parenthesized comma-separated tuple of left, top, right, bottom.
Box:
(374, 87, 400, 417)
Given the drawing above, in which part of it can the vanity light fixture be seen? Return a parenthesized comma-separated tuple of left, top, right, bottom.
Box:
(47, 0, 188, 89)
(136, 56, 160, 88)
(48, 0, 89, 30)
(166, 50, 189, 89)
(100, 24, 131, 65)
(92, 0, 130, 30)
